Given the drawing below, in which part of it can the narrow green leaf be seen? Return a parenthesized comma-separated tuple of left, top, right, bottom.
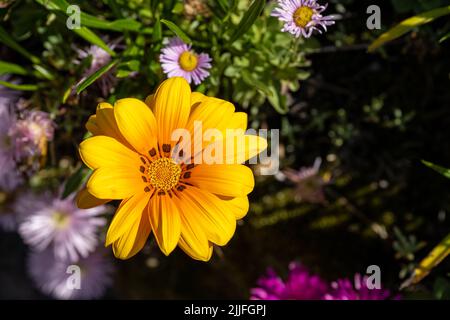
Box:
(0, 80, 38, 91)
(0, 26, 40, 64)
(73, 27, 115, 56)
(422, 160, 450, 179)
(440, 31, 450, 43)
(411, 233, 450, 285)
(62, 86, 72, 103)
(229, 0, 265, 44)
(76, 60, 118, 94)
(0, 60, 28, 76)
(160, 19, 191, 44)
(216, 0, 230, 12)
(368, 5, 450, 52)
(33, 65, 55, 80)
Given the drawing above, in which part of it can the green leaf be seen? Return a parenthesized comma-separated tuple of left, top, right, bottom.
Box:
(241, 70, 272, 97)
(422, 160, 450, 179)
(62, 166, 91, 199)
(368, 5, 450, 52)
(0, 26, 40, 64)
(229, 0, 265, 44)
(0, 80, 38, 91)
(62, 86, 72, 104)
(73, 27, 115, 56)
(76, 60, 118, 94)
(0, 60, 28, 76)
(33, 65, 55, 80)
(267, 83, 288, 114)
(160, 19, 191, 44)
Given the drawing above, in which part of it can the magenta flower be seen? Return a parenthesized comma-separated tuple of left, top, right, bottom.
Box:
(18, 192, 108, 262)
(10, 109, 55, 162)
(160, 37, 212, 85)
(324, 274, 399, 300)
(28, 248, 114, 300)
(251, 262, 328, 300)
(271, 0, 336, 38)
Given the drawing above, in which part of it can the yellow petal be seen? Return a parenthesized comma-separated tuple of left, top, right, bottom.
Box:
(144, 94, 155, 111)
(153, 77, 191, 146)
(176, 97, 235, 160)
(177, 187, 236, 246)
(87, 166, 146, 200)
(111, 205, 151, 260)
(106, 192, 150, 245)
(202, 134, 267, 165)
(186, 97, 235, 134)
(79, 136, 141, 170)
(76, 187, 110, 209)
(148, 195, 181, 255)
(90, 102, 128, 145)
(114, 98, 158, 155)
(175, 192, 214, 261)
(189, 164, 254, 197)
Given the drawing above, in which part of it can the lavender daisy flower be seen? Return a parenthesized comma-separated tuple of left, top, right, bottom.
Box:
(160, 37, 212, 85)
(9, 109, 55, 162)
(28, 248, 114, 300)
(18, 192, 108, 262)
(324, 273, 400, 300)
(251, 262, 328, 300)
(271, 0, 336, 38)
(0, 172, 23, 232)
(0, 75, 21, 105)
(0, 104, 17, 165)
(76, 43, 118, 96)
(281, 157, 330, 203)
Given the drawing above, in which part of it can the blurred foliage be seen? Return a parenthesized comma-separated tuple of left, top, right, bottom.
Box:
(1, 0, 450, 299)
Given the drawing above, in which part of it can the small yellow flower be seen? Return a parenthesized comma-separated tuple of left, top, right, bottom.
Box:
(77, 77, 267, 261)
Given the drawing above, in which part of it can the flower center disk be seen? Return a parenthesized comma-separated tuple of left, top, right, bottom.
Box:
(179, 51, 198, 72)
(293, 6, 314, 28)
(148, 158, 182, 191)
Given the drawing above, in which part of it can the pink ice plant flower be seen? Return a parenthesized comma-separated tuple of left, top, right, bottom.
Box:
(160, 37, 212, 85)
(18, 192, 108, 262)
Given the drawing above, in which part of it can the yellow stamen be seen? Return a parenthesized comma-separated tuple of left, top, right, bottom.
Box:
(148, 158, 182, 191)
(293, 6, 314, 28)
(178, 51, 198, 72)
(52, 211, 70, 228)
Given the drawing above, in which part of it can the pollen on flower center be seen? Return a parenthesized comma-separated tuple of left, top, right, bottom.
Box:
(293, 6, 314, 28)
(148, 158, 182, 191)
(178, 51, 198, 71)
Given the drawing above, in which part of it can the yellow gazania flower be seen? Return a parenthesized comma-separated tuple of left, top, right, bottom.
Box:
(77, 77, 267, 261)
